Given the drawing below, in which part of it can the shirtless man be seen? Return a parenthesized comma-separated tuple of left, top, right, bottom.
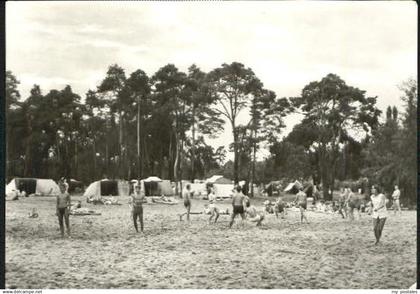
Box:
(346, 187, 361, 220)
(129, 183, 145, 233)
(295, 187, 309, 224)
(338, 187, 347, 219)
(208, 187, 220, 224)
(180, 184, 192, 221)
(56, 183, 71, 238)
(391, 185, 402, 215)
(229, 186, 246, 228)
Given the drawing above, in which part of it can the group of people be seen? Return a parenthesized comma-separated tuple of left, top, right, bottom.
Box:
(53, 177, 401, 245)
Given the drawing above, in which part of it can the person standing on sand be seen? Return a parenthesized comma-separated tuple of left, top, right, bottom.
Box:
(370, 185, 387, 245)
(392, 185, 402, 215)
(208, 186, 220, 224)
(294, 187, 309, 224)
(337, 187, 347, 219)
(229, 186, 246, 228)
(274, 196, 286, 219)
(56, 182, 71, 238)
(346, 187, 361, 220)
(180, 184, 192, 221)
(129, 183, 145, 233)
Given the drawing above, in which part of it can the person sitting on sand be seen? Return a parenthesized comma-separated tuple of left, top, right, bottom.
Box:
(208, 187, 220, 224)
(294, 187, 309, 224)
(370, 185, 387, 245)
(229, 186, 246, 228)
(245, 204, 265, 226)
(56, 182, 71, 238)
(129, 183, 146, 233)
(274, 196, 286, 219)
(179, 184, 192, 221)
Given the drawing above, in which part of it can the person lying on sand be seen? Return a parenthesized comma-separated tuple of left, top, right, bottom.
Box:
(56, 182, 71, 238)
(245, 205, 265, 226)
(129, 184, 146, 233)
(180, 204, 229, 221)
(229, 186, 246, 228)
(294, 187, 309, 224)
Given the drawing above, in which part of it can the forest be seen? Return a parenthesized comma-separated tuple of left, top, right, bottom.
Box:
(5, 62, 417, 204)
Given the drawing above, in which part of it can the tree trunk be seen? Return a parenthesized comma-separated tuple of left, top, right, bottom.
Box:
(137, 98, 141, 179)
(93, 140, 97, 181)
(191, 105, 196, 182)
(251, 135, 257, 198)
(24, 115, 33, 177)
(173, 130, 180, 197)
(119, 110, 123, 179)
(232, 124, 239, 184)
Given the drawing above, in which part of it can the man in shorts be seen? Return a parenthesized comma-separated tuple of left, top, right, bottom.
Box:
(392, 185, 402, 215)
(129, 183, 145, 233)
(229, 186, 246, 228)
(346, 187, 361, 220)
(180, 184, 192, 221)
(208, 186, 220, 224)
(56, 182, 71, 238)
(295, 187, 309, 224)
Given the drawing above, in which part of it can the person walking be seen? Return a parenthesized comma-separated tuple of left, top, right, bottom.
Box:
(370, 185, 387, 245)
(392, 185, 402, 215)
(208, 186, 220, 224)
(129, 182, 145, 233)
(56, 182, 71, 238)
(295, 187, 309, 224)
(229, 186, 246, 228)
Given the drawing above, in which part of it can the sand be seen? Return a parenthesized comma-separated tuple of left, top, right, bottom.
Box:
(5, 195, 416, 289)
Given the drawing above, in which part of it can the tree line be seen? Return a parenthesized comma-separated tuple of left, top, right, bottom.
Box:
(5, 63, 417, 204)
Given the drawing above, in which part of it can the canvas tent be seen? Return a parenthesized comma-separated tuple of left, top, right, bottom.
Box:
(206, 175, 232, 185)
(214, 184, 234, 198)
(83, 179, 130, 200)
(284, 180, 303, 194)
(68, 179, 84, 193)
(5, 178, 60, 197)
(141, 177, 175, 196)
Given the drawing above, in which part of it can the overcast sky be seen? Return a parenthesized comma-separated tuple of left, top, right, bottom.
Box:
(6, 1, 417, 161)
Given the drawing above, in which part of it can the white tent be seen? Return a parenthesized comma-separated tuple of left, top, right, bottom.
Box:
(5, 178, 60, 197)
(214, 184, 234, 198)
(284, 180, 303, 193)
(83, 179, 130, 200)
(143, 176, 162, 182)
(190, 183, 207, 198)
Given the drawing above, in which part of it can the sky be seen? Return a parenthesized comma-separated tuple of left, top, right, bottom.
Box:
(6, 1, 417, 161)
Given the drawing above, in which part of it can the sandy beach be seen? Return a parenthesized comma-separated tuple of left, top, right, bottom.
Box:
(5, 195, 416, 289)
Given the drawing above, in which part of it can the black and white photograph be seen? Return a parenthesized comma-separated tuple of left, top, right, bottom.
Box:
(4, 1, 417, 290)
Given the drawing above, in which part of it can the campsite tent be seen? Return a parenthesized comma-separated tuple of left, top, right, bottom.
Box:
(206, 175, 232, 185)
(141, 177, 175, 196)
(83, 179, 130, 200)
(5, 178, 60, 197)
(265, 181, 282, 196)
(68, 179, 84, 193)
(284, 180, 303, 194)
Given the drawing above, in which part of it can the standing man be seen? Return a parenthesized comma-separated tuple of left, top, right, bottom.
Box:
(392, 185, 402, 215)
(370, 185, 387, 245)
(56, 182, 71, 238)
(208, 186, 220, 224)
(295, 187, 309, 224)
(229, 186, 246, 228)
(130, 182, 145, 233)
(346, 187, 361, 220)
(274, 196, 286, 219)
(180, 184, 192, 221)
(338, 187, 347, 219)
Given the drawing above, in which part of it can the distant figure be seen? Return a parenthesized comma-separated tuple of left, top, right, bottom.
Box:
(295, 187, 309, 224)
(180, 184, 192, 221)
(229, 186, 246, 228)
(274, 196, 286, 219)
(129, 183, 145, 233)
(346, 187, 361, 220)
(338, 188, 347, 219)
(56, 182, 71, 238)
(370, 185, 387, 245)
(392, 185, 402, 215)
(208, 187, 220, 224)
